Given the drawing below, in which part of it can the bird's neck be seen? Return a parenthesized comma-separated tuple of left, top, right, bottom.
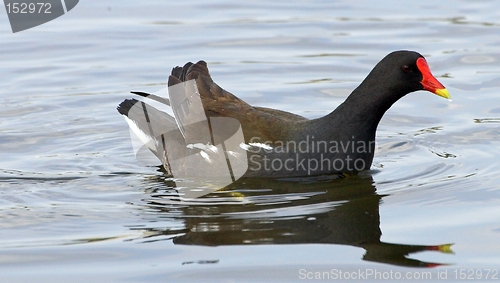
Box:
(311, 80, 405, 143)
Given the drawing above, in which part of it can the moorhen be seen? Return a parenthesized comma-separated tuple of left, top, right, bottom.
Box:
(118, 50, 450, 179)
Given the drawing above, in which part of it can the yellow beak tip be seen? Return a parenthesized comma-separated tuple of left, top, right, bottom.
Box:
(435, 88, 451, 100)
(438, 243, 454, 254)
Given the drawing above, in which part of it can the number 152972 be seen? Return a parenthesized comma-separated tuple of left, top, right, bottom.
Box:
(5, 3, 52, 14)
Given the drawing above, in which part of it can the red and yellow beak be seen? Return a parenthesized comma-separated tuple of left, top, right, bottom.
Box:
(416, 57, 451, 99)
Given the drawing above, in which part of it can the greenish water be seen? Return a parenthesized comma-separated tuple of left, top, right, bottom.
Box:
(1, 0, 500, 282)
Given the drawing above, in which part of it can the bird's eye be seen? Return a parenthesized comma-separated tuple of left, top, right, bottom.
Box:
(401, 65, 411, 73)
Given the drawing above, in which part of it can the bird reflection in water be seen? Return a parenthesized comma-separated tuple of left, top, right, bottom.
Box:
(130, 173, 454, 268)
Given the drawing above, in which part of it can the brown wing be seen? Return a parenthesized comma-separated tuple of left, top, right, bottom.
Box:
(167, 61, 308, 143)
